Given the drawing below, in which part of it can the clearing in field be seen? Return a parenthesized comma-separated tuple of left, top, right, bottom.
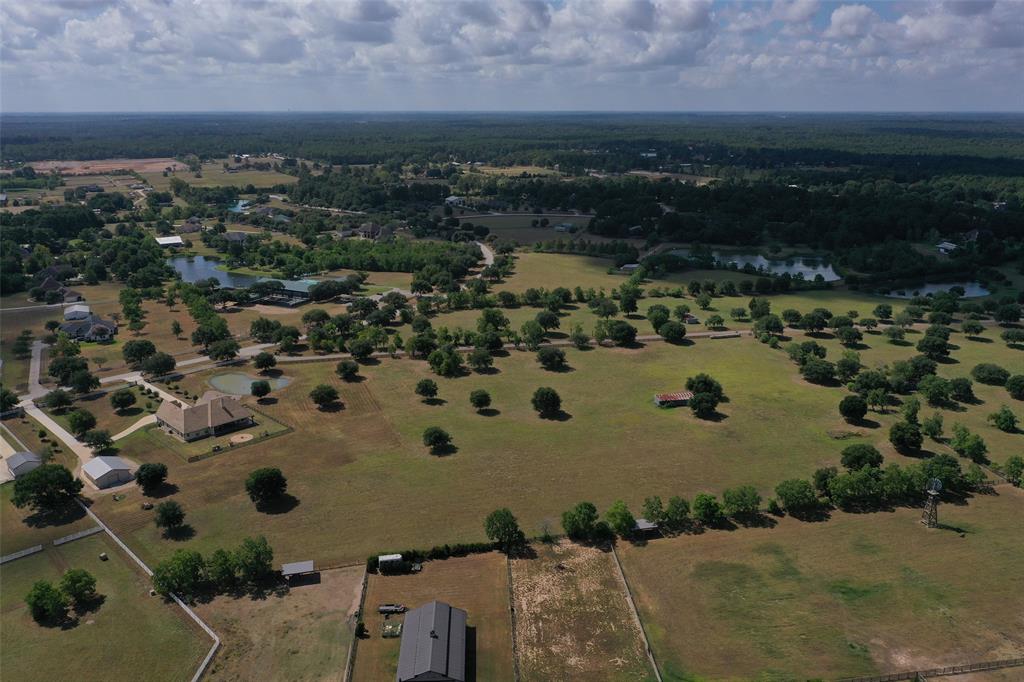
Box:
(0, 533, 209, 682)
(617, 486, 1024, 681)
(511, 540, 655, 682)
(195, 564, 364, 682)
(352, 552, 515, 682)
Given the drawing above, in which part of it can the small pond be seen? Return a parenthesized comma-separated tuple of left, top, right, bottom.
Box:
(228, 199, 251, 213)
(168, 255, 261, 288)
(884, 282, 991, 299)
(208, 372, 291, 396)
(668, 249, 840, 282)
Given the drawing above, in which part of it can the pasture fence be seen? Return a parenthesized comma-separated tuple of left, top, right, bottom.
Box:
(52, 525, 103, 546)
(610, 545, 664, 682)
(0, 544, 44, 565)
(836, 657, 1024, 682)
(505, 556, 522, 682)
(343, 567, 370, 682)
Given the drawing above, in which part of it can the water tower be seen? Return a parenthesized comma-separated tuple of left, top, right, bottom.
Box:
(921, 478, 941, 528)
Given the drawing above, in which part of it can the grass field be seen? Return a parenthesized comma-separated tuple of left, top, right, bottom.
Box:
(45, 384, 153, 437)
(141, 159, 298, 191)
(511, 540, 655, 681)
(0, 482, 93, 555)
(353, 552, 515, 682)
(196, 565, 363, 682)
(617, 485, 1024, 680)
(0, 533, 209, 682)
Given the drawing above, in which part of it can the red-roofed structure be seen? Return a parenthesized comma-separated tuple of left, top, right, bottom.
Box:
(654, 391, 694, 407)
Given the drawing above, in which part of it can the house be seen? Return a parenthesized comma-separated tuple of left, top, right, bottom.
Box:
(82, 455, 134, 489)
(62, 289, 84, 303)
(963, 229, 980, 243)
(80, 184, 103, 193)
(155, 391, 254, 442)
(156, 236, 185, 248)
(654, 391, 694, 407)
(37, 276, 64, 293)
(356, 222, 381, 239)
(254, 278, 317, 307)
(396, 601, 467, 682)
(936, 241, 958, 255)
(684, 314, 700, 325)
(444, 195, 465, 207)
(63, 304, 91, 321)
(37, 265, 75, 281)
(6, 451, 42, 478)
(59, 314, 117, 342)
(223, 231, 251, 243)
(178, 221, 203, 233)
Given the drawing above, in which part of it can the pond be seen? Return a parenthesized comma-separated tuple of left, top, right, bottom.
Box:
(884, 282, 991, 299)
(208, 372, 291, 396)
(668, 249, 841, 282)
(167, 255, 261, 288)
(228, 199, 251, 213)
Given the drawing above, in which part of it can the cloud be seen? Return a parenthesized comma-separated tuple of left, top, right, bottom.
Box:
(824, 4, 879, 39)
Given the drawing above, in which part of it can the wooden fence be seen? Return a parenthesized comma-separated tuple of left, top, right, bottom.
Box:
(837, 657, 1024, 682)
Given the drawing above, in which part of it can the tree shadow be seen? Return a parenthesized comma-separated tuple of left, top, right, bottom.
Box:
(148, 482, 180, 499)
(889, 339, 913, 347)
(257, 397, 278, 405)
(546, 331, 568, 339)
(695, 410, 728, 422)
(262, 368, 284, 378)
(542, 364, 574, 373)
(966, 336, 993, 343)
(788, 506, 832, 522)
(23, 503, 87, 530)
(474, 367, 501, 376)
(356, 356, 381, 366)
(465, 626, 479, 682)
(430, 443, 459, 457)
(317, 402, 346, 413)
(164, 524, 196, 541)
(934, 356, 960, 365)
(619, 340, 647, 350)
(477, 408, 501, 417)
(258, 493, 300, 515)
(423, 398, 447, 406)
(735, 513, 778, 529)
(73, 593, 107, 617)
(540, 410, 572, 421)
(852, 417, 881, 429)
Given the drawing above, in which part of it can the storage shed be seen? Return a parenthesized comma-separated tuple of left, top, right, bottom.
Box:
(396, 600, 467, 682)
(82, 455, 134, 489)
(6, 451, 42, 478)
(654, 391, 694, 407)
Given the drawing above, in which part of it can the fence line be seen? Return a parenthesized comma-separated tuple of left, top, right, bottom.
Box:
(505, 556, 522, 682)
(837, 657, 1024, 682)
(76, 500, 221, 682)
(52, 525, 103, 546)
(343, 568, 370, 682)
(0, 544, 43, 564)
(610, 545, 664, 682)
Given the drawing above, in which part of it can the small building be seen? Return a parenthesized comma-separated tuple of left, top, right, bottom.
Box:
(0, 193, 7, 207)
(63, 304, 91, 321)
(936, 241, 958, 255)
(59, 314, 117, 342)
(396, 600, 467, 682)
(156, 235, 185, 248)
(654, 391, 693, 407)
(281, 560, 316, 583)
(378, 553, 403, 574)
(554, 222, 574, 232)
(634, 518, 660, 534)
(254, 278, 317, 307)
(178, 218, 203, 233)
(82, 455, 134, 489)
(62, 289, 84, 303)
(444, 195, 465, 207)
(6, 451, 42, 478)
(155, 391, 254, 442)
(620, 263, 642, 272)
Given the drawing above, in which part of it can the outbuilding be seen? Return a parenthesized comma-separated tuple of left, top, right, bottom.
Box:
(63, 304, 91, 321)
(378, 553, 403, 574)
(654, 391, 693, 407)
(6, 451, 42, 478)
(82, 455, 134, 489)
(281, 560, 316, 583)
(155, 235, 185, 248)
(396, 600, 467, 682)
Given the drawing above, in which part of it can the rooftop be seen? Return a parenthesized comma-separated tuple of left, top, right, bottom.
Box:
(396, 600, 467, 682)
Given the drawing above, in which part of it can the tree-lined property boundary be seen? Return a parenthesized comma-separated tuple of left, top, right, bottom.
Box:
(837, 657, 1024, 682)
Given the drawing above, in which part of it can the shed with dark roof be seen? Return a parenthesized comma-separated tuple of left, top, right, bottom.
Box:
(396, 600, 467, 682)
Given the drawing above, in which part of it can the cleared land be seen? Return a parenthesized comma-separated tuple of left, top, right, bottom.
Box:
(618, 486, 1024, 680)
(142, 158, 297, 191)
(196, 565, 364, 682)
(27, 158, 186, 174)
(511, 541, 655, 682)
(0, 482, 93, 555)
(0, 533, 208, 682)
(353, 552, 515, 682)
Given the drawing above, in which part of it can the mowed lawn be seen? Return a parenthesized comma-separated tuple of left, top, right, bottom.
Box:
(618, 486, 1024, 681)
(0, 483, 93, 555)
(511, 541, 655, 682)
(353, 552, 514, 682)
(0, 534, 209, 682)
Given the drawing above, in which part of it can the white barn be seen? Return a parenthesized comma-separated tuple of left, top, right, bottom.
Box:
(82, 456, 134, 489)
(155, 236, 185, 248)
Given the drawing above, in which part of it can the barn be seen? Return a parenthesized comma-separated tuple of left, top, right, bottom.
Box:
(654, 391, 694, 407)
(396, 600, 467, 682)
(82, 455, 134, 489)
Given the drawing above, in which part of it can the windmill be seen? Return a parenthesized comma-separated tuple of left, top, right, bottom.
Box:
(921, 478, 941, 528)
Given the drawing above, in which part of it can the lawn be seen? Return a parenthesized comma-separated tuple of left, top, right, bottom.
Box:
(352, 552, 515, 682)
(141, 159, 297, 191)
(45, 384, 154, 437)
(0, 534, 209, 682)
(511, 540, 655, 682)
(617, 485, 1024, 680)
(195, 565, 364, 682)
(135, 405, 291, 462)
(0, 483, 93, 556)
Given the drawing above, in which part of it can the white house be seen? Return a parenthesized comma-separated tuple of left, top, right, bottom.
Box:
(63, 304, 91, 321)
(82, 455, 134, 489)
(155, 236, 185, 248)
(6, 451, 42, 478)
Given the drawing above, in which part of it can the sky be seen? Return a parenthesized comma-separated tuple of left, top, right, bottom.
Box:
(2, 0, 1022, 113)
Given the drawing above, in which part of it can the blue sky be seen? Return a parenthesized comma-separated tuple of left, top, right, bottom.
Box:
(2, 0, 1022, 112)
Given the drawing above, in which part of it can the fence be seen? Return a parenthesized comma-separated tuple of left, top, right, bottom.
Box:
(505, 556, 522, 682)
(837, 657, 1024, 682)
(0, 545, 43, 565)
(343, 568, 370, 682)
(52, 526, 103, 546)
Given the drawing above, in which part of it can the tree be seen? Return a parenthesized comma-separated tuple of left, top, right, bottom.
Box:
(605, 499, 636, 538)
(469, 389, 491, 412)
(467, 348, 494, 373)
(647, 304, 671, 332)
(254, 352, 277, 373)
(520, 320, 546, 350)
(207, 548, 238, 593)
(43, 389, 73, 412)
(918, 375, 950, 406)
(838, 395, 867, 423)
(641, 495, 664, 523)
(971, 363, 1009, 386)
(171, 320, 183, 338)
(800, 358, 835, 385)
(1, 385, 19, 412)
(663, 496, 690, 531)
(68, 370, 99, 394)
(67, 409, 97, 436)
(415, 379, 439, 400)
(988, 405, 1019, 433)
(1003, 455, 1024, 486)
(922, 412, 944, 439)
(154, 500, 185, 533)
(688, 392, 719, 419)
(813, 467, 838, 497)
(245, 467, 288, 507)
(109, 389, 136, 413)
(889, 421, 923, 452)
(835, 326, 862, 347)
(872, 304, 893, 320)
(705, 314, 725, 329)
(152, 550, 206, 598)
(536, 346, 567, 371)
(122, 339, 157, 366)
(1007, 375, 1024, 400)
(692, 493, 724, 526)
(841, 444, 883, 471)
(749, 297, 771, 320)
(774, 479, 818, 514)
(535, 310, 560, 331)
(59, 568, 97, 607)
(603, 320, 637, 346)
(531, 387, 562, 418)
(484, 508, 526, 553)
(235, 535, 275, 587)
(142, 352, 176, 377)
(659, 320, 686, 343)
(251, 379, 271, 400)
(12, 464, 82, 513)
(427, 347, 464, 377)
(135, 462, 168, 495)
(562, 501, 600, 541)
(916, 335, 949, 360)
(569, 324, 591, 349)
(884, 325, 906, 343)
(422, 426, 452, 452)
(949, 377, 975, 403)
(722, 485, 761, 519)
(25, 580, 69, 624)
(208, 338, 241, 361)
(347, 337, 374, 360)
(685, 373, 724, 402)
(309, 384, 339, 409)
(83, 430, 113, 452)
(961, 320, 984, 336)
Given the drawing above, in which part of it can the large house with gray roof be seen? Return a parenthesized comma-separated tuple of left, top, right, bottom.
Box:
(396, 600, 467, 682)
(59, 314, 117, 342)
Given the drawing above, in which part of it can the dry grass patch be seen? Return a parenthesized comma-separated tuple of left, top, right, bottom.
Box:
(511, 540, 655, 682)
(353, 552, 514, 682)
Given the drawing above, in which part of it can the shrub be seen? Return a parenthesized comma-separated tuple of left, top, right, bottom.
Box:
(838, 395, 867, 423)
(840, 444, 883, 471)
(889, 420, 923, 452)
(422, 426, 452, 452)
(531, 387, 561, 418)
(971, 363, 1009, 386)
(774, 479, 817, 513)
(336, 360, 359, 381)
(536, 347, 567, 371)
(469, 389, 491, 411)
(309, 384, 339, 408)
(25, 580, 69, 624)
(692, 493, 724, 526)
(1006, 375, 1024, 400)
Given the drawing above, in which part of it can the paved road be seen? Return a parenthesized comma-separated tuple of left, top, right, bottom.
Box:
(23, 404, 95, 463)
(112, 414, 157, 441)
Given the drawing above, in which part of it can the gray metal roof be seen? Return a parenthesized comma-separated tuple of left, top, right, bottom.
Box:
(281, 560, 315, 576)
(7, 451, 41, 473)
(396, 600, 467, 682)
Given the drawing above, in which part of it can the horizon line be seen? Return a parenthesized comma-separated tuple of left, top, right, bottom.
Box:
(3, 109, 1023, 116)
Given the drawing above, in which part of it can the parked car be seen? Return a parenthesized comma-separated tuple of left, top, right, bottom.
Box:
(378, 603, 407, 614)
